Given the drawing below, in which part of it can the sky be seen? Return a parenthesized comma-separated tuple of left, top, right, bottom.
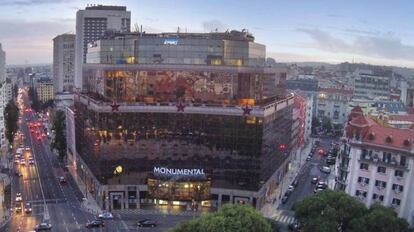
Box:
(1, 0, 414, 67)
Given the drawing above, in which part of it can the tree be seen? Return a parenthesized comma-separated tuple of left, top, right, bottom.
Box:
(4, 101, 19, 146)
(170, 204, 274, 232)
(311, 117, 321, 134)
(348, 204, 409, 232)
(322, 116, 332, 133)
(295, 190, 409, 232)
(295, 190, 367, 232)
(51, 110, 67, 161)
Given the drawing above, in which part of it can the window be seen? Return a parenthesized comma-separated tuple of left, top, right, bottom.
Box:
(357, 177, 369, 185)
(400, 156, 406, 166)
(372, 194, 384, 202)
(395, 170, 404, 178)
(382, 152, 391, 163)
(392, 198, 401, 206)
(375, 180, 386, 189)
(377, 166, 386, 174)
(360, 163, 369, 170)
(392, 184, 404, 193)
(355, 190, 367, 198)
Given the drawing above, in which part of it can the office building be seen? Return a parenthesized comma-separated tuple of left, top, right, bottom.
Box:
(317, 87, 353, 127)
(75, 5, 131, 90)
(66, 30, 295, 211)
(353, 70, 390, 100)
(53, 34, 76, 93)
(36, 80, 54, 103)
(337, 107, 414, 225)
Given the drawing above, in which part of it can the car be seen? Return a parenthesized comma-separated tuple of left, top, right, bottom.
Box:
(20, 159, 26, 165)
(15, 203, 22, 213)
(317, 181, 327, 187)
(320, 166, 331, 174)
(85, 220, 105, 228)
(311, 177, 319, 184)
(318, 149, 326, 155)
(287, 185, 295, 191)
(25, 203, 32, 213)
(291, 179, 299, 187)
(326, 158, 336, 165)
(14, 159, 20, 164)
(16, 193, 22, 202)
(306, 155, 312, 161)
(34, 222, 52, 231)
(314, 187, 325, 193)
(137, 219, 157, 227)
(29, 159, 35, 165)
(15, 171, 23, 177)
(98, 212, 114, 219)
(281, 195, 289, 204)
(25, 147, 30, 151)
(58, 176, 66, 184)
(288, 221, 302, 231)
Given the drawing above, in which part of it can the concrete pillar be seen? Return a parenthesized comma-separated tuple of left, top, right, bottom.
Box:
(218, 193, 222, 207)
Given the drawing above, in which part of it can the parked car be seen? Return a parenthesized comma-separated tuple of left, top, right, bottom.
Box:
(85, 220, 105, 228)
(311, 177, 319, 184)
(291, 179, 299, 187)
(58, 176, 67, 184)
(306, 155, 312, 161)
(98, 212, 114, 219)
(314, 187, 325, 193)
(320, 166, 331, 174)
(25, 203, 32, 213)
(15, 171, 22, 177)
(281, 195, 289, 204)
(34, 222, 52, 231)
(137, 219, 157, 227)
(288, 221, 302, 231)
(16, 193, 22, 202)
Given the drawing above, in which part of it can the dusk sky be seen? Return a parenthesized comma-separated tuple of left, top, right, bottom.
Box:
(1, 0, 414, 67)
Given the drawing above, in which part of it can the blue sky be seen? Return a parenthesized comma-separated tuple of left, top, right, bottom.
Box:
(1, 0, 414, 67)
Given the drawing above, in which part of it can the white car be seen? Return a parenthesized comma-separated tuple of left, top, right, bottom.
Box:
(320, 166, 331, 174)
(15, 193, 22, 202)
(25, 147, 31, 151)
(98, 212, 114, 219)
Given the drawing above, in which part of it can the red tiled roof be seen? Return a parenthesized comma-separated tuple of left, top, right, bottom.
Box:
(407, 107, 414, 114)
(319, 87, 353, 95)
(349, 115, 370, 127)
(362, 125, 414, 151)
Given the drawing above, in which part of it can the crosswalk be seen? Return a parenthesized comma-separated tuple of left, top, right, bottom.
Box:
(272, 213, 295, 224)
(114, 208, 202, 217)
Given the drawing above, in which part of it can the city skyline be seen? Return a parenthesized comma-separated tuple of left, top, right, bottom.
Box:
(0, 0, 413, 67)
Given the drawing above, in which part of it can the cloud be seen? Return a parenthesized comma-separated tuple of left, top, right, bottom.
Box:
(298, 28, 414, 61)
(202, 20, 227, 32)
(3, 0, 73, 6)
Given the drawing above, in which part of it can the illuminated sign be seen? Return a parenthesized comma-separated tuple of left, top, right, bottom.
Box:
(163, 38, 178, 45)
(154, 167, 204, 176)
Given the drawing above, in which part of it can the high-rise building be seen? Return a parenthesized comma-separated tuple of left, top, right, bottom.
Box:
(337, 107, 414, 225)
(66, 30, 295, 211)
(36, 80, 54, 103)
(353, 70, 390, 100)
(0, 43, 5, 83)
(75, 5, 131, 90)
(53, 34, 75, 93)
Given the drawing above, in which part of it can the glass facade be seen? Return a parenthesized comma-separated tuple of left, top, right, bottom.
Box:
(73, 102, 292, 193)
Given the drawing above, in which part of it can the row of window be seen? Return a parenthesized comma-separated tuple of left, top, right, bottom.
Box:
(360, 163, 404, 177)
(355, 190, 401, 205)
(357, 177, 404, 192)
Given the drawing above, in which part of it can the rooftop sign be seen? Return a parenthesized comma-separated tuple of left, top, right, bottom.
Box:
(153, 166, 204, 176)
(163, 38, 178, 45)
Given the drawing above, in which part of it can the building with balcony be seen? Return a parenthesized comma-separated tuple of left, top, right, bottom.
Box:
(353, 70, 390, 100)
(336, 107, 414, 225)
(317, 87, 353, 128)
(66, 30, 295, 211)
(36, 80, 54, 103)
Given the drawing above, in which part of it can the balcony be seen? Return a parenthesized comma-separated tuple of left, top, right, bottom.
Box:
(76, 93, 295, 117)
(359, 156, 409, 170)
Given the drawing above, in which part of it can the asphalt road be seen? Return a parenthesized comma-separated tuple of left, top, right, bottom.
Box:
(1, 90, 192, 232)
(279, 137, 336, 211)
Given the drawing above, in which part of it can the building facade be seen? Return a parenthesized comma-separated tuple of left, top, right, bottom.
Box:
(66, 31, 295, 211)
(353, 70, 390, 100)
(75, 5, 131, 90)
(317, 87, 353, 126)
(36, 80, 54, 103)
(336, 107, 414, 225)
(0, 44, 5, 83)
(53, 34, 76, 93)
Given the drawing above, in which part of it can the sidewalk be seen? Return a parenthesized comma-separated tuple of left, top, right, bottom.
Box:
(261, 138, 314, 219)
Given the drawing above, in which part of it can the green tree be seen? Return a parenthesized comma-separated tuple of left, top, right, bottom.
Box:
(51, 110, 67, 161)
(348, 204, 409, 232)
(170, 204, 274, 232)
(4, 101, 19, 146)
(311, 117, 320, 134)
(295, 190, 367, 232)
(322, 116, 332, 133)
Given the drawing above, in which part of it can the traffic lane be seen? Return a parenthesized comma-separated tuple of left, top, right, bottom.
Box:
(119, 213, 194, 232)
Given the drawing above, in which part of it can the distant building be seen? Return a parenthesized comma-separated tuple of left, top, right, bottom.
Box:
(316, 87, 353, 126)
(36, 80, 54, 103)
(286, 78, 319, 116)
(0, 44, 5, 83)
(337, 107, 414, 225)
(348, 99, 407, 116)
(75, 5, 131, 90)
(353, 70, 390, 100)
(53, 34, 75, 93)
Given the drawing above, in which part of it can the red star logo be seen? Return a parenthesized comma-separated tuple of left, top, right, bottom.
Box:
(177, 101, 186, 112)
(242, 105, 252, 116)
(110, 102, 120, 112)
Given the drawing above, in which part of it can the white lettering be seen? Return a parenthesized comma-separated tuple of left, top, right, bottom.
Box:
(153, 167, 205, 177)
